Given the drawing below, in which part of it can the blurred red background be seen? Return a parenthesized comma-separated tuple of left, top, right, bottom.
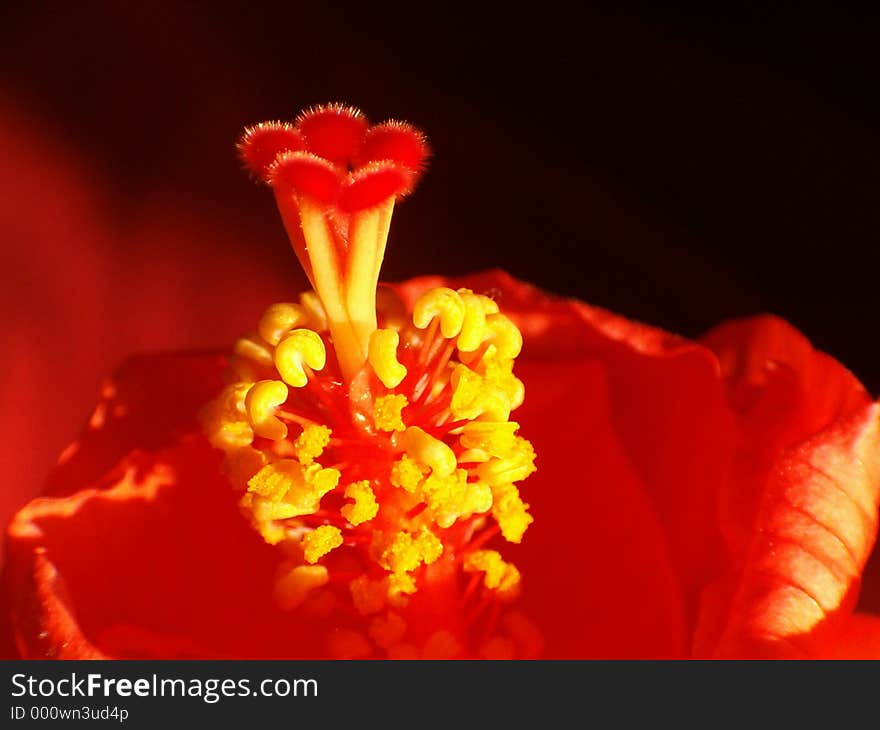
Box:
(1, 3, 878, 600)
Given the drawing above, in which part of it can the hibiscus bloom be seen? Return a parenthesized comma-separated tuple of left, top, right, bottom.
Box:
(2, 105, 879, 659)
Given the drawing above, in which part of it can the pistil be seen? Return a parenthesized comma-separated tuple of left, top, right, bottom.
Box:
(204, 104, 541, 658)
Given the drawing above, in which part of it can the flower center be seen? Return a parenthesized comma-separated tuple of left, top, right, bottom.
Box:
(202, 104, 540, 658)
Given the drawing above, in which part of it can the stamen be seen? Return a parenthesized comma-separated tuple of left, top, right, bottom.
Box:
(413, 287, 466, 338)
(402, 426, 457, 477)
(258, 302, 309, 346)
(368, 329, 408, 389)
(274, 329, 327, 388)
(302, 525, 344, 564)
(244, 380, 289, 441)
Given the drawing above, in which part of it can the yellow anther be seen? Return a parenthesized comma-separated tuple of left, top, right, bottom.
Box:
(368, 328, 408, 388)
(274, 564, 329, 610)
(369, 612, 407, 649)
(390, 455, 428, 493)
(490, 482, 534, 543)
(246, 460, 339, 520)
(415, 527, 443, 565)
(459, 421, 520, 458)
(478, 294, 500, 315)
(381, 527, 442, 575)
(258, 302, 309, 346)
(402, 426, 457, 477)
(456, 289, 489, 352)
(412, 287, 465, 338)
(234, 332, 275, 367)
(341, 480, 379, 526)
(381, 532, 422, 574)
(241, 491, 300, 544)
(299, 290, 328, 331)
(374, 394, 408, 432)
(350, 574, 387, 615)
(302, 464, 342, 499)
(485, 313, 523, 359)
(483, 356, 525, 411)
(476, 436, 536, 485)
(302, 525, 343, 564)
(457, 448, 491, 464)
(274, 328, 326, 387)
(449, 365, 512, 421)
(293, 424, 332, 465)
(201, 382, 254, 450)
(420, 469, 493, 528)
(463, 549, 521, 595)
(387, 571, 417, 599)
(246, 460, 296, 502)
(244, 380, 289, 441)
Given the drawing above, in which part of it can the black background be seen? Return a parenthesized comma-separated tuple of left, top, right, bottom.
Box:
(1, 2, 877, 391)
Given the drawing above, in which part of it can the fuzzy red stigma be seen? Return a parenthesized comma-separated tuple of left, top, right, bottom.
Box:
(237, 103, 433, 383)
(238, 122, 305, 180)
(358, 121, 431, 172)
(269, 151, 342, 206)
(295, 103, 368, 166)
(337, 161, 415, 213)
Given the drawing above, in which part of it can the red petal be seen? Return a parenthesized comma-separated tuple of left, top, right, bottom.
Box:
(357, 120, 430, 172)
(821, 613, 880, 659)
(237, 122, 305, 180)
(510, 357, 687, 657)
(4, 440, 335, 658)
(337, 161, 414, 213)
(295, 103, 367, 165)
(695, 315, 879, 657)
(45, 351, 227, 498)
(709, 403, 880, 658)
(268, 150, 342, 205)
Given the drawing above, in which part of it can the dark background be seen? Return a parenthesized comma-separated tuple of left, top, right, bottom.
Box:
(1, 2, 879, 610)
(2, 2, 877, 389)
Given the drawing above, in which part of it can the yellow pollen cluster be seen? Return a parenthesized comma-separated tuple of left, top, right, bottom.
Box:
(374, 528, 445, 603)
(302, 525, 344, 563)
(419, 469, 493, 529)
(380, 528, 443, 576)
(373, 394, 408, 432)
(341, 481, 378, 526)
(389, 455, 428, 494)
(294, 424, 331, 465)
(242, 460, 340, 544)
(463, 550, 521, 597)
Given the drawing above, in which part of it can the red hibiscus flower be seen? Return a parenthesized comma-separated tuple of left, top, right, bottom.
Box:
(2, 105, 879, 660)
